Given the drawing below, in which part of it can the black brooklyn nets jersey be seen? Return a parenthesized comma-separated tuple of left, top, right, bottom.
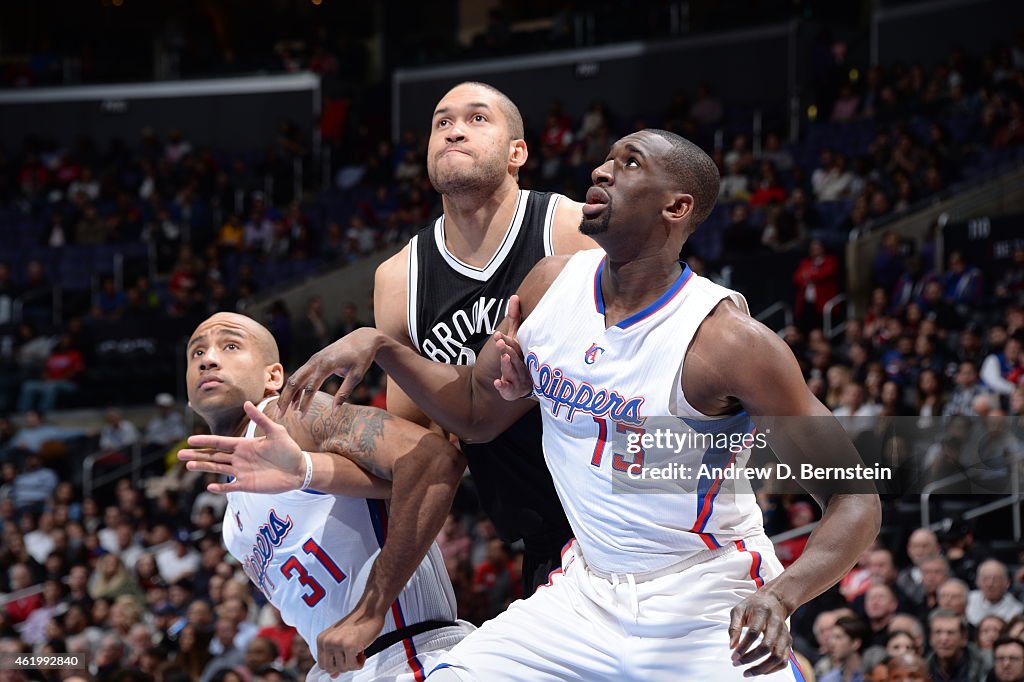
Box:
(407, 189, 573, 545)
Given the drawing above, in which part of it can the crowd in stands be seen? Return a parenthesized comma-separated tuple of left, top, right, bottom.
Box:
(1, 32, 1024, 682)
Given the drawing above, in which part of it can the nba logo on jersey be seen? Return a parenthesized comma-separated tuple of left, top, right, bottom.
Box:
(584, 343, 605, 364)
(235, 511, 243, 531)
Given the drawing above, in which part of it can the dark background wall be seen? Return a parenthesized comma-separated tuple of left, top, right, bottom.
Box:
(0, 76, 318, 151)
(393, 24, 794, 140)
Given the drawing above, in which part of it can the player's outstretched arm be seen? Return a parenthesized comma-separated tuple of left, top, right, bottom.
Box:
(375, 254, 569, 442)
(685, 302, 882, 677)
(179, 399, 391, 498)
(292, 393, 466, 675)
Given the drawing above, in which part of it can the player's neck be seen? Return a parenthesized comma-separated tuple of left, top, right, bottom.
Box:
(440, 181, 519, 267)
(205, 407, 250, 438)
(599, 254, 683, 327)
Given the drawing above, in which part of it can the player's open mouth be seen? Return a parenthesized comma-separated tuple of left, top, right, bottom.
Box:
(583, 187, 609, 217)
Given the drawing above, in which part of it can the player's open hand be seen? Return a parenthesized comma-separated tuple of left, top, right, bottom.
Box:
(178, 400, 304, 494)
(493, 295, 532, 400)
(316, 605, 386, 676)
(728, 589, 793, 677)
(280, 327, 384, 413)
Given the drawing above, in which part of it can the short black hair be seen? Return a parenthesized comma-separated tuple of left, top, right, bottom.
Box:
(993, 637, 1024, 655)
(643, 128, 720, 229)
(835, 615, 871, 650)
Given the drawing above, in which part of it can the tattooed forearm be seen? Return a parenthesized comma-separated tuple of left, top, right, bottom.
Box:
(354, 410, 387, 461)
(303, 393, 395, 479)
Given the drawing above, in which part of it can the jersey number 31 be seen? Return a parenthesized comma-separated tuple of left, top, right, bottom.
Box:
(280, 538, 347, 607)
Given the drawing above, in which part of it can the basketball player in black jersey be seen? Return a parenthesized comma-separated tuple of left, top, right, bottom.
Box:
(278, 82, 596, 661)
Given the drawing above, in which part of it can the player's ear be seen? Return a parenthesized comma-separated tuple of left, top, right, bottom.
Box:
(664, 192, 694, 230)
(509, 138, 528, 172)
(265, 363, 285, 392)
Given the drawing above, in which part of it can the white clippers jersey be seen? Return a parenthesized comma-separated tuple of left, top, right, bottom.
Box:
(517, 249, 767, 575)
(222, 398, 457, 671)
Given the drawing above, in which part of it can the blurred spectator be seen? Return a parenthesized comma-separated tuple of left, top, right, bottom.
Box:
(437, 514, 472, 564)
(722, 204, 761, 257)
(864, 584, 901, 648)
(886, 630, 920, 659)
(945, 362, 987, 416)
(215, 597, 258, 655)
(144, 393, 186, 454)
(749, 161, 788, 207)
(831, 85, 861, 122)
(105, 522, 144, 570)
(888, 652, 930, 682)
(689, 83, 723, 126)
(293, 296, 330, 366)
(473, 539, 519, 617)
(11, 451, 58, 512)
(4, 563, 42, 624)
(944, 252, 984, 308)
(89, 554, 143, 603)
(915, 556, 953, 620)
(812, 150, 855, 201)
(873, 232, 905, 294)
(793, 240, 840, 331)
(724, 134, 753, 173)
(321, 222, 347, 262)
(821, 615, 870, 682)
(762, 132, 794, 171)
(23, 510, 55, 563)
(165, 129, 193, 164)
(346, 214, 376, 256)
(920, 280, 964, 331)
(968, 560, 1024, 627)
(244, 198, 274, 253)
(774, 501, 815, 568)
(15, 334, 85, 413)
(978, 615, 1006, 665)
(898, 529, 941, 607)
(333, 301, 366, 339)
(939, 579, 971, 619)
(813, 609, 844, 676)
(761, 205, 806, 252)
(833, 383, 881, 438)
(94, 277, 127, 320)
(718, 159, 751, 202)
(218, 214, 245, 251)
(981, 332, 1023, 396)
(244, 637, 280, 675)
(991, 637, 1024, 682)
(927, 609, 990, 682)
(156, 529, 200, 584)
(202, 617, 245, 682)
(891, 255, 936, 314)
(256, 607, 296, 666)
(915, 367, 945, 421)
(89, 631, 126, 678)
(99, 409, 140, 456)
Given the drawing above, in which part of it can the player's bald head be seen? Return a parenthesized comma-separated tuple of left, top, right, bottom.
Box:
(190, 312, 279, 364)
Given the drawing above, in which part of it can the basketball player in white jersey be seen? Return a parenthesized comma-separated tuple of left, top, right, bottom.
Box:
(180, 312, 472, 681)
(223, 129, 880, 679)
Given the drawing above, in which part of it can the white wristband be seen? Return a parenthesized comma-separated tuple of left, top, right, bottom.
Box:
(300, 450, 314, 491)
